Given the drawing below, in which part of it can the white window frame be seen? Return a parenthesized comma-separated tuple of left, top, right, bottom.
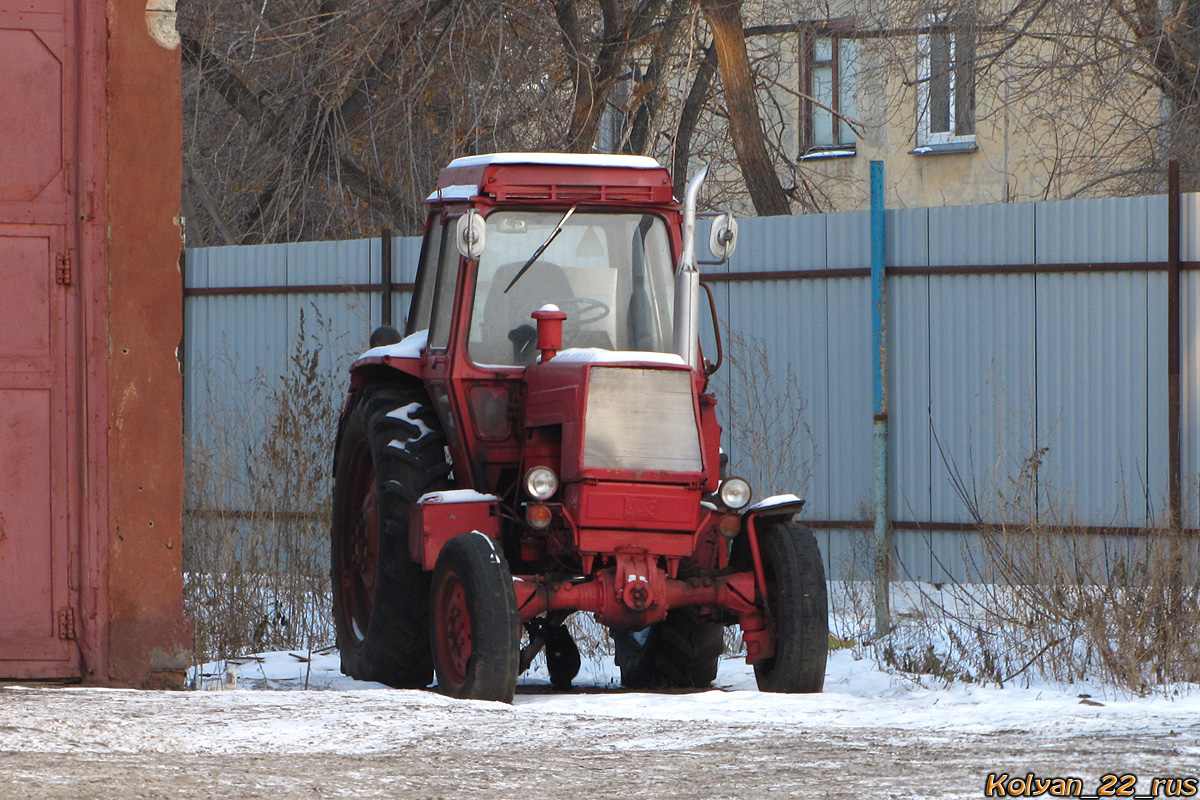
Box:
(916, 24, 975, 147)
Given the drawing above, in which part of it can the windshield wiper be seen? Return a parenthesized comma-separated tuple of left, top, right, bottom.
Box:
(503, 205, 577, 294)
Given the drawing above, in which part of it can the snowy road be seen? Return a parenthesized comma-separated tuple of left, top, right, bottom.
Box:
(2, 651, 1198, 799)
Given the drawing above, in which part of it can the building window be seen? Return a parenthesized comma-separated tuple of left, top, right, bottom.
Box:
(917, 21, 976, 146)
(800, 28, 858, 157)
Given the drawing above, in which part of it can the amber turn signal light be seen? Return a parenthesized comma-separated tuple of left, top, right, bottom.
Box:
(718, 514, 741, 538)
(527, 504, 553, 530)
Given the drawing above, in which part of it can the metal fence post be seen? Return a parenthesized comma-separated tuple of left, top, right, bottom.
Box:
(1167, 162, 1182, 529)
(870, 160, 890, 638)
(381, 227, 393, 327)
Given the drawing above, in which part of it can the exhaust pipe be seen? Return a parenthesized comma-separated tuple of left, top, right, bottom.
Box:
(673, 165, 708, 370)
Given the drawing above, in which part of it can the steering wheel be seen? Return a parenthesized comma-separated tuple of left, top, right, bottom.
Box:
(552, 296, 610, 326)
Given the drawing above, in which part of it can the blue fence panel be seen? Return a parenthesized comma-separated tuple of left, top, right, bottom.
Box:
(182, 192, 1200, 580)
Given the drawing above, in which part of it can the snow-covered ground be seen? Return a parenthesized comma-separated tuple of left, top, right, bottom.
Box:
(180, 646, 1200, 743)
(5, 647, 1198, 799)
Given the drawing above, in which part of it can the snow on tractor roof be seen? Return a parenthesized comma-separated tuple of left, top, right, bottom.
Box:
(429, 152, 674, 204)
(446, 153, 662, 170)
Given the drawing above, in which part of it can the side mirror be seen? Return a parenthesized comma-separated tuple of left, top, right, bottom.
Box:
(456, 210, 486, 259)
(708, 211, 739, 261)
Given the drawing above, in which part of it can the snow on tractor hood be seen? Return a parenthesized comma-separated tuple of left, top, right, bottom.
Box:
(354, 334, 687, 370)
(540, 348, 687, 366)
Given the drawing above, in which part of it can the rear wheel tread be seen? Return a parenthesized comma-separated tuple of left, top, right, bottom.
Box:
(331, 383, 451, 688)
(614, 608, 725, 690)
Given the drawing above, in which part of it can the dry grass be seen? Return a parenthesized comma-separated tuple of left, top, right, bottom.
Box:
(715, 328, 818, 656)
(184, 309, 346, 665)
(716, 328, 818, 498)
(834, 446, 1200, 694)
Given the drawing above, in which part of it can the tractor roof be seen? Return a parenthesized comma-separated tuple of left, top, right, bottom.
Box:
(428, 152, 675, 205)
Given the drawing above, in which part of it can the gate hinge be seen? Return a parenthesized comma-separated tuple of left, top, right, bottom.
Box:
(56, 253, 72, 286)
(58, 608, 77, 640)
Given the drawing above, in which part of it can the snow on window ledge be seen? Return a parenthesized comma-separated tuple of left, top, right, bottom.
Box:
(799, 148, 857, 161)
(910, 140, 977, 156)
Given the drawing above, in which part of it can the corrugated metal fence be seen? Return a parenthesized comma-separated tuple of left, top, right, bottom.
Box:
(183, 192, 1200, 581)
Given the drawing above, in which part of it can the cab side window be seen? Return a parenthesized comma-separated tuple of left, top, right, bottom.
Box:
(427, 218, 460, 350)
(406, 214, 444, 336)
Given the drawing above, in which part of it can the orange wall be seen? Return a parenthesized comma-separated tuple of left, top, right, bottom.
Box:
(102, 0, 190, 687)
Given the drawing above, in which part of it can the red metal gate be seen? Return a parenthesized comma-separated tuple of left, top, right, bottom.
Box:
(0, 0, 82, 679)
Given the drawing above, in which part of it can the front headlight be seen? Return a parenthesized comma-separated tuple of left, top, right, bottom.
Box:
(718, 477, 752, 510)
(524, 466, 559, 500)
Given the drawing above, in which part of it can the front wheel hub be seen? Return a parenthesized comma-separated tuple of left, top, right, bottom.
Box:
(434, 574, 472, 689)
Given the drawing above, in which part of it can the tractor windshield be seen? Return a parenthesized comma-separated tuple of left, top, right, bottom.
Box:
(468, 211, 676, 367)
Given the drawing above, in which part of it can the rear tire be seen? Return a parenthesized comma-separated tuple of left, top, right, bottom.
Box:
(431, 533, 521, 702)
(330, 383, 451, 687)
(613, 608, 725, 690)
(544, 625, 581, 691)
(751, 521, 828, 693)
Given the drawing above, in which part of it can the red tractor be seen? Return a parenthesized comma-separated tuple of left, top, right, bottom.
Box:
(331, 153, 827, 702)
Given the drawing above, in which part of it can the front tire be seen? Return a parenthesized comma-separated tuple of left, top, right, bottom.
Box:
(330, 383, 451, 687)
(613, 608, 725, 690)
(751, 521, 828, 693)
(431, 533, 521, 702)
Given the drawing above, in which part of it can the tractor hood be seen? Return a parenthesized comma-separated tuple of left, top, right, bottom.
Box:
(524, 351, 704, 486)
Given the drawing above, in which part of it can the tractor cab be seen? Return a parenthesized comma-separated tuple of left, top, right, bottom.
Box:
(373, 153, 715, 501)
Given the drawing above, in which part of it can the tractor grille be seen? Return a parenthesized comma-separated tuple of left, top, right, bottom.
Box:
(582, 367, 702, 474)
(492, 183, 660, 203)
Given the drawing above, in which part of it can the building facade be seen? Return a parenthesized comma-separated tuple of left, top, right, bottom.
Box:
(725, 0, 1167, 212)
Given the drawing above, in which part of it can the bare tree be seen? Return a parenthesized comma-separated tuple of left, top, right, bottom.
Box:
(697, 0, 792, 214)
(177, 0, 1200, 246)
(552, 0, 675, 150)
(179, 0, 730, 243)
(179, 0, 572, 243)
(623, 0, 694, 155)
(672, 40, 719, 197)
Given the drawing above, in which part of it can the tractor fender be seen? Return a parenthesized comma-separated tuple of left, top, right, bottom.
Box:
(331, 334, 428, 479)
(741, 494, 806, 527)
(348, 328, 428, 390)
(409, 491, 501, 570)
(737, 493, 808, 650)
